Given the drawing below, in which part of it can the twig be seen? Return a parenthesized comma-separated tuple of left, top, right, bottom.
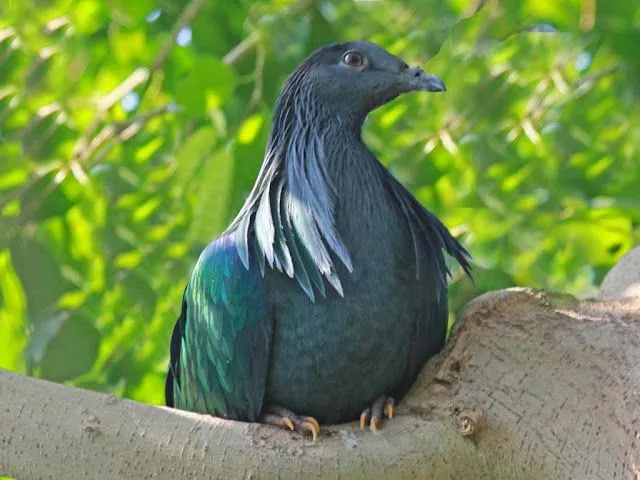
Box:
(575, 64, 620, 90)
(72, 0, 208, 162)
(77, 104, 177, 164)
(223, 31, 261, 66)
(96, 67, 150, 114)
(0, 163, 60, 213)
(16, 105, 175, 223)
(243, 35, 266, 116)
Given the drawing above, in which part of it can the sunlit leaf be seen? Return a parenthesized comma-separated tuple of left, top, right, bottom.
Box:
(0, 250, 26, 372)
(237, 113, 264, 144)
(174, 56, 237, 117)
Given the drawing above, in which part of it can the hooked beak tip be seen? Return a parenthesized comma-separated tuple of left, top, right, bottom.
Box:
(404, 67, 446, 93)
(421, 74, 446, 93)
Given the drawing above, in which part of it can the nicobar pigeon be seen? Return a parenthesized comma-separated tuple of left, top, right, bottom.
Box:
(166, 41, 471, 439)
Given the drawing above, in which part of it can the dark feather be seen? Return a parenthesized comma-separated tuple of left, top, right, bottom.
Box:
(379, 161, 472, 291)
(226, 63, 354, 301)
(165, 294, 187, 408)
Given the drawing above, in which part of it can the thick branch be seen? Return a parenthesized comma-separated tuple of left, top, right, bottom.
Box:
(1, 249, 639, 479)
(0, 366, 483, 479)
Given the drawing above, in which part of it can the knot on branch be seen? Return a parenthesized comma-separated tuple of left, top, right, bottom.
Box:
(453, 404, 486, 438)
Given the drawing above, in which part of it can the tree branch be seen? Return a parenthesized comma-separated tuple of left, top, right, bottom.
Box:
(222, 30, 261, 66)
(1, 248, 639, 479)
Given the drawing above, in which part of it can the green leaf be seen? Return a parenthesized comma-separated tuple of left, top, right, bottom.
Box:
(9, 237, 73, 320)
(0, 250, 26, 372)
(108, 0, 157, 23)
(70, 0, 107, 34)
(174, 127, 217, 187)
(189, 148, 236, 243)
(237, 113, 264, 144)
(38, 313, 101, 382)
(174, 56, 237, 117)
(20, 171, 78, 221)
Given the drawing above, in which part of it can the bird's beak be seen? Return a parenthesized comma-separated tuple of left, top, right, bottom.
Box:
(403, 67, 446, 93)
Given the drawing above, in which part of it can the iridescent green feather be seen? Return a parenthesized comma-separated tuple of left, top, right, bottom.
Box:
(166, 234, 272, 421)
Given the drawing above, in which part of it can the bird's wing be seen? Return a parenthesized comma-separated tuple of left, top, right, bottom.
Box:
(165, 234, 272, 421)
(378, 165, 472, 397)
(380, 164, 472, 288)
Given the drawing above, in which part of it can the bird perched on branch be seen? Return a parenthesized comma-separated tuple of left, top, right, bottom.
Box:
(166, 41, 471, 440)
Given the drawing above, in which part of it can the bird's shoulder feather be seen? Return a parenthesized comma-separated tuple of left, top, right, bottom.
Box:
(166, 234, 272, 421)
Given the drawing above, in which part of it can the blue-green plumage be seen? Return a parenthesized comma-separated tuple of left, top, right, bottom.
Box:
(166, 235, 271, 421)
(166, 41, 471, 431)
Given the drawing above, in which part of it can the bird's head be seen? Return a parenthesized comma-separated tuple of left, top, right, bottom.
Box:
(279, 41, 445, 122)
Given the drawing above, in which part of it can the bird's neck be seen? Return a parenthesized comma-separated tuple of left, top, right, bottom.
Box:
(225, 86, 385, 300)
(322, 131, 387, 204)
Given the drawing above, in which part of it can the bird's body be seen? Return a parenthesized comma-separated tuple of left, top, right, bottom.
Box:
(263, 136, 447, 423)
(167, 41, 470, 433)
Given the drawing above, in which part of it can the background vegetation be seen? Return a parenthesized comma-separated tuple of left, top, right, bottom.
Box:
(0, 0, 638, 407)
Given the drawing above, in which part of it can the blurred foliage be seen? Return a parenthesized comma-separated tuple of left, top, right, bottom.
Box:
(0, 0, 638, 406)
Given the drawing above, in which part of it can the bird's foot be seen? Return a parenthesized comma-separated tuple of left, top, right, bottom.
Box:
(360, 395, 395, 433)
(261, 405, 321, 441)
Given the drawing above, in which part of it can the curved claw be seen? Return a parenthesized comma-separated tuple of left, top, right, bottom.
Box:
(360, 408, 371, 430)
(282, 416, 295, 431)
(261, 405, 321, 441)
(303, 415, 321, 434)
(370, 416, 381, 433)
(359, 395, 395, 433)
(302, 420, 319, 442)
(384, 398, 395, 419)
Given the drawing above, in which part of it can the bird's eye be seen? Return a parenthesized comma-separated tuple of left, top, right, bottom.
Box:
(343, 51, 364, 68)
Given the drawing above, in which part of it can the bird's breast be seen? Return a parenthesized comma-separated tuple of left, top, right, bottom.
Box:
(263, 182, 427, 423)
